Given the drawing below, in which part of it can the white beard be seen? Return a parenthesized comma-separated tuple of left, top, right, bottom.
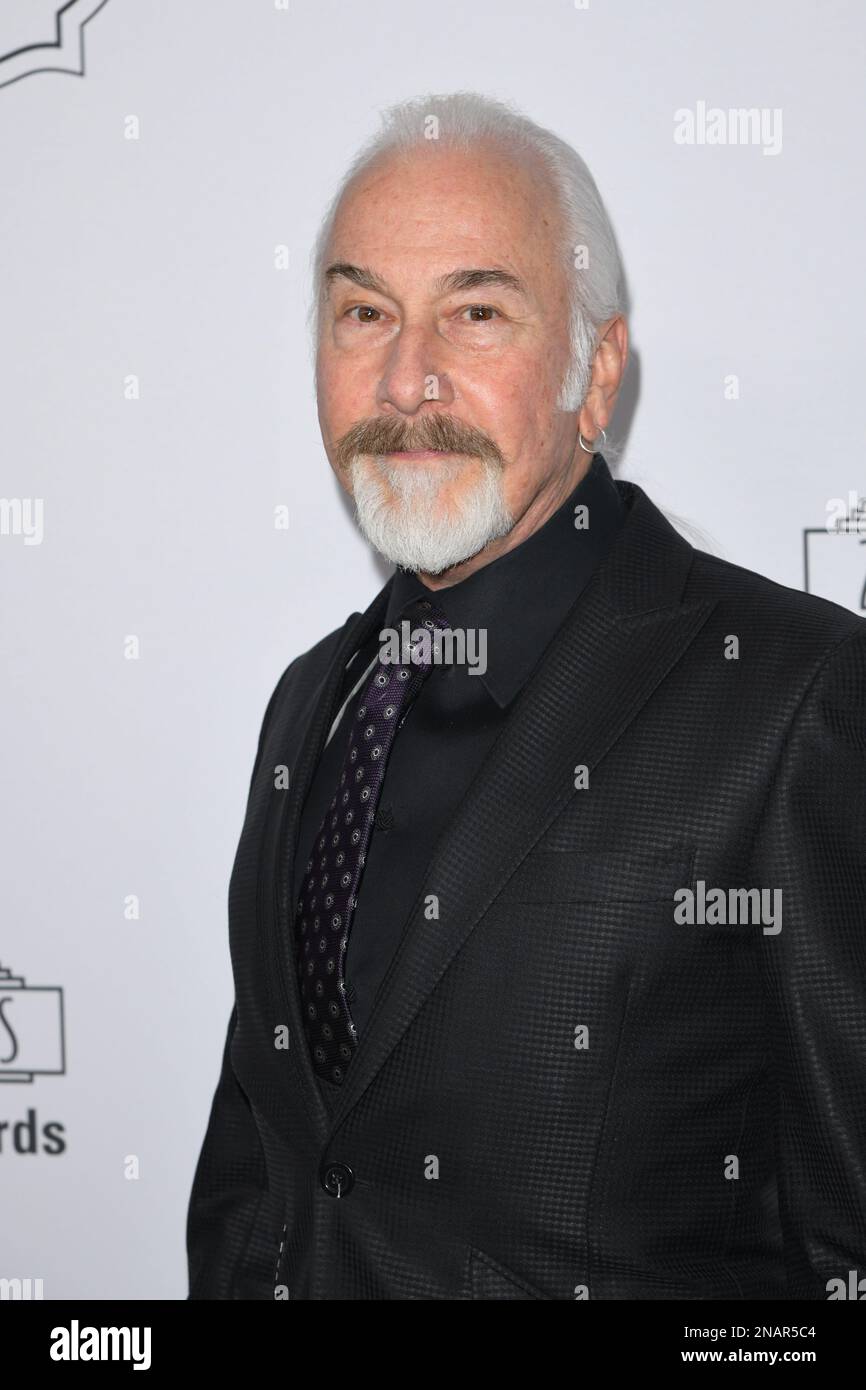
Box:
(348, 454, 514, 574)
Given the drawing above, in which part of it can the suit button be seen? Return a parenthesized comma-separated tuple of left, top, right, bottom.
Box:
(320, 1161, 354, 1198)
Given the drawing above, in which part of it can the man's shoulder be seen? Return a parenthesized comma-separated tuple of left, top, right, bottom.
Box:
(294, 619, 354, 676)
(269, 618, 355, 710)
(246, 616, 358, 789)
(686, 544, 866, 652)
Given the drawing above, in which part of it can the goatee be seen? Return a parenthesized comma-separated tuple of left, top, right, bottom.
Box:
(334, 414, 514, 574)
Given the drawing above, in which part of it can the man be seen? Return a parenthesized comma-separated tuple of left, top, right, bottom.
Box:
(187, 93, 866, 1300)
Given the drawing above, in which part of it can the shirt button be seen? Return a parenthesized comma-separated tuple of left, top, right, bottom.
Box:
(320, 1161, 354, 1198)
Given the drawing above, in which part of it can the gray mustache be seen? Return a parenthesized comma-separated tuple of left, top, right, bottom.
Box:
(334, 415, 504, 470)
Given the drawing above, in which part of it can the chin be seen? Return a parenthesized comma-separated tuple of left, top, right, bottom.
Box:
(348, 454, 514, 574)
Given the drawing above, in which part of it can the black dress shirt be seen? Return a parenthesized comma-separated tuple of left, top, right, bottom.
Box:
(294, 452, 625, 1055)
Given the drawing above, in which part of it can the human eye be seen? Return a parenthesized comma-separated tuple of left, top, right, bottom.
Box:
(460, 304, 500, 322)
(345, 304, 385, 323)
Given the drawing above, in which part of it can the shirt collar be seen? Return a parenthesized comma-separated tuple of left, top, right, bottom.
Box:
(384, 451, 626, 708)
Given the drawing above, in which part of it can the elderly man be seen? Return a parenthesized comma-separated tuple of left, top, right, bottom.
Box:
(187, 93, 866, 1300)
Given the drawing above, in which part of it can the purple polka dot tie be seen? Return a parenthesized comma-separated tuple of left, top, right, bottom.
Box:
(296, 596, 451, 1085)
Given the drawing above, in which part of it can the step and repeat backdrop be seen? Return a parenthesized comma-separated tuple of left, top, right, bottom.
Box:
(2, 0, 864, 1299)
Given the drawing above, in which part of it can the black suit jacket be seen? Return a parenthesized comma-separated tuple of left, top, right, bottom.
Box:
(187, 478, 866, 1300)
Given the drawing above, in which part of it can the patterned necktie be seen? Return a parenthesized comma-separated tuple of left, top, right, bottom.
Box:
(296, 595, 451, 1085)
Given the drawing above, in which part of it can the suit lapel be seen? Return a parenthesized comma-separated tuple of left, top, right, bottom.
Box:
(327, 484, 717, 1133)
(262, 586, 393, 1140)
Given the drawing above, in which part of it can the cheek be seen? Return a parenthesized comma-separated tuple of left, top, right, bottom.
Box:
(317, 351, 368, 426)
(465, 359, 524, 421)
(467, 366, 549, 450)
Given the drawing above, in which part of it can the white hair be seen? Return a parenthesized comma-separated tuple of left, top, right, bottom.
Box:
(349, 454, 514, 574)
(308, 91, 626, 414)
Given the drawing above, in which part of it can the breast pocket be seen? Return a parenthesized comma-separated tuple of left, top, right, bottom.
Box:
(504, 846, 696, 904)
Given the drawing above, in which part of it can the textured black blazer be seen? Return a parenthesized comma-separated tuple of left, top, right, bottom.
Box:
(187, 478, 866, 1300)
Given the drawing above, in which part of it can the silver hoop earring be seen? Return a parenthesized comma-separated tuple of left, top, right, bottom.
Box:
(578, 427, 607, 455)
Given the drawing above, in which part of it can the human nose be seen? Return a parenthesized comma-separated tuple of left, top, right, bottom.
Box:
(375, 321, 455, 414)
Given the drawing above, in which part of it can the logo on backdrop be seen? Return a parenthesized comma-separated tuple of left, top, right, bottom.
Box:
(803, 491, 866, 613)
(0, 962, 67, 1156)
(0, 961, 65, 1082)
(0, 1, 110, 91)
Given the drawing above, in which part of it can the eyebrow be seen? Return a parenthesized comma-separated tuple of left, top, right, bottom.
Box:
(323, 262, 528, 299)
(435, 267, 528, 297)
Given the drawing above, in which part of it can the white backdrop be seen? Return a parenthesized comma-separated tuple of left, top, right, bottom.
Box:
(1, 0, 864, 1300)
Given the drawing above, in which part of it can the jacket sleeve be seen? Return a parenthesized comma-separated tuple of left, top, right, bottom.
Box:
(186, 664, 296, 1299)
(751, 625, 866, 1297)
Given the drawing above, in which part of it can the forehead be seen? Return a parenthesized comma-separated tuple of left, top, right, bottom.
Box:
(325, 142, 563, 289)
